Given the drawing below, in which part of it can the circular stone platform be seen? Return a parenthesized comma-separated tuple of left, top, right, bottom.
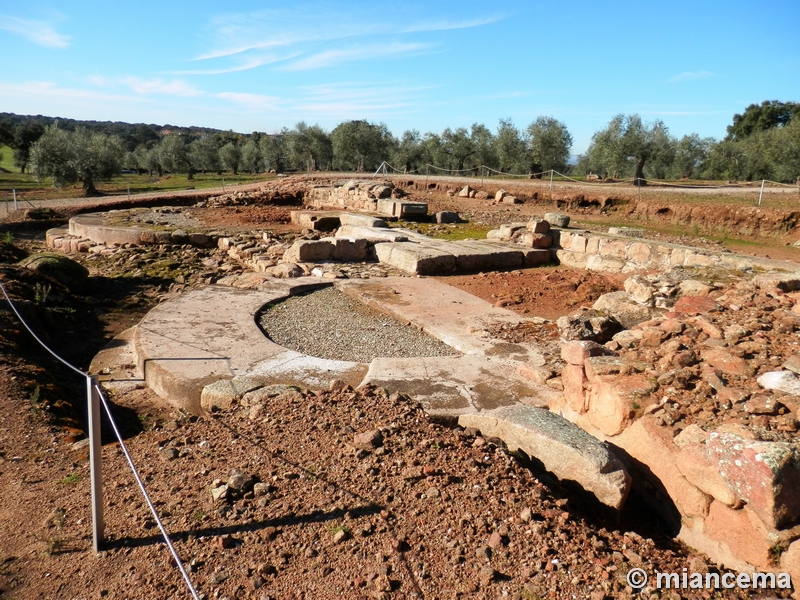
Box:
(91, 277, 560, 417)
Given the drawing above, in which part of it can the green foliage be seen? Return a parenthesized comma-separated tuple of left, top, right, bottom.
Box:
(240, 138, 263, 174)
(526, 116, 573, 174)
(727, 101, 800, 141)
(29, 125, 124, 194)
(189, 136, 222, 173)
(581, 114, 674, 183)
(2, 231, 13, 245)
(29, 385, 41, 406)
(59, 472, 82, 485)
(219, 142, 242, 175)
(33, 282, 51, 304)
(259, 133, 286, 172)
(285, 122, 332, 171)
(158, 134, 190, 174)
(494, 118, 526, 173)
(331, 120, 392, 172)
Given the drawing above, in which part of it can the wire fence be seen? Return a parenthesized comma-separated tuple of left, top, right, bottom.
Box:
(0, 279, 201, 600)
(373, 161, 800, 190)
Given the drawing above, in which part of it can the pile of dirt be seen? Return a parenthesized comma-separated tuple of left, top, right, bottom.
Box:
(440, 268, 626, 321)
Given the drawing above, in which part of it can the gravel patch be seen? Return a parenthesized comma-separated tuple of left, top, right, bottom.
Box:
(129, 207, 202, 228)
(259, 286, 460, 362)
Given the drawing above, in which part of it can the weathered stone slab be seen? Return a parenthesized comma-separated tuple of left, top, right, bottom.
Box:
(752, 273, 800, 292)
(339, 213, 388, 228)
(457, 240, 526, 269)
(608, 227, 644, 238)
(290, 210, 341, 231)
(586, 373, 657, 436)
(333, 238, 369, 261)
(707, 432, 800, 528)
(459, 406, 631, 510)
(336, 225, 409, 242)
(374, 242, 456, 275)
(676, 443, 739, 507)
(201, 377, 262, 411)
(376, 199, 428, 219)
(282, 239, 335, 263)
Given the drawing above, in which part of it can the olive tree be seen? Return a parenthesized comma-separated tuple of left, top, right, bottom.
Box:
(526, 117, 573, 175)
(285, 122, 332, 171)
(493, 119, 526, 174)
(330, 120, 392, 172)
(29, 125, 124, 195)
(584, 114, 673, 185)
(219, 142, 242, 175)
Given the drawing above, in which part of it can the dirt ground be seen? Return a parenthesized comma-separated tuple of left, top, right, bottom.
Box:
(2, 175, 800, 599)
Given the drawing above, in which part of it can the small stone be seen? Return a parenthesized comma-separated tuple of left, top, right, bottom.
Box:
(333, 529, 350, 544)
(158, 447, 178, 461)
(425, 487, 440, 498)
(488, 530, 505, 549)
(353, 429, 384, 451)
(227, 469, 255, 494)
(479, 566, 497, 584)
(520, 507, 532, 522)
(211, 485, 228, 501)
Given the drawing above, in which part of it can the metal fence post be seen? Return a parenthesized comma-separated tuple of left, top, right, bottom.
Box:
(13, 189, 17, 210)
(758, 179, 765, 206)
(87, 375, 104, 552)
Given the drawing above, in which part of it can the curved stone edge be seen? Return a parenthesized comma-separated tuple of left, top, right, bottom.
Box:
(458, 405, 631, 510)
(132, 279, 332, 413)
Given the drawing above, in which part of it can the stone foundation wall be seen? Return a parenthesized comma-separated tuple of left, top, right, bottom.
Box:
(556, 229, 762, 273)
(305, 180, 393, 213)
(553, 340, 800, 582)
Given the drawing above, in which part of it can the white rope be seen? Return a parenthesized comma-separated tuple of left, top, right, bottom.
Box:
(0, 279, 201, 600)
(94, 384, 202, 600)
(0, 280, 85, 376)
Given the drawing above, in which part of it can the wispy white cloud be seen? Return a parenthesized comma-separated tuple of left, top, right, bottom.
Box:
(668, 71, 714, 83)
(284, 42, 432, 71)
(193, 6, 501, 72)
(216, 92, 280, 110)
(91, 75, 203, 97)
(401, 15, 504, 34)
(0, 14, 70, 48)
(171, 53, 299, 75)
(0, 80, 142, 103)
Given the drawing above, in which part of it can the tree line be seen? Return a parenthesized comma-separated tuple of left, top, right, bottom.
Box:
(1, 101, 797, 195)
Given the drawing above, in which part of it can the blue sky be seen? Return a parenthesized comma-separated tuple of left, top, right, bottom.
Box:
(1, 0, 798, 153)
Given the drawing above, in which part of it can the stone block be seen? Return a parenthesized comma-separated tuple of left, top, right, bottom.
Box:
(498, 222, 527, 240)
(614, 416, 712, 519)
(683, 251, 716, 267)
(458, 185, 472, 198)
(282, 240, 335, 263)
(374, 242, 455, 275)
(339, 213, 388, 228)
(435, 211, 462, 224)
(608, 227, 643, 238)
(561, 340, 613, 365)
(333, 238, 369, 261)
(527, 219, 551, 234)
(555, 249, 588, 269)
(495, 189, 507, 201)
(586, 237, 600, 254)
(502, 195, 521, 204)
(626, 242, 652, 265)
(780, 540, 800, 591)
(587, 374, 657, 436)
(567, 233, 587, 253)
(677, 443, 739, 507)
(521, 249, 553, 266)
(753, 272, 800, 292)
(624, 275, 655, 306)
(336, 225, 408, 243)
(585, 254, 626, 273)
(544, 212, 570, 228)
(707, 432, 800, 529)
(201, 377, 262, 411)
(598, 239, 628, 259)
(459, 406, 630, 509)
(518, 231, 552, 248)
(703, 501, 776, 570)
(562, 364, 587, 413)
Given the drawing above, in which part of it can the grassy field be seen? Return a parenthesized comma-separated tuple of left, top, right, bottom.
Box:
(0, 144, 16, 172)
(0, 160, 276, 203)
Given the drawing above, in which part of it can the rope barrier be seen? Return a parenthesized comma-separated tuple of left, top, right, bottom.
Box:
(0, 279, 201, 599)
